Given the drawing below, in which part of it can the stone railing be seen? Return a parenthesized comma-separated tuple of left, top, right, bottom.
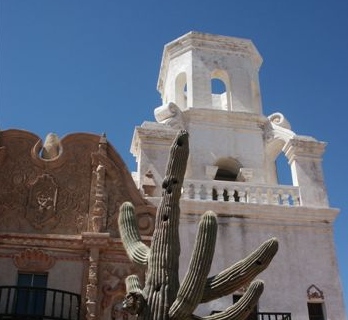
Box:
(182, 180, 300, 207)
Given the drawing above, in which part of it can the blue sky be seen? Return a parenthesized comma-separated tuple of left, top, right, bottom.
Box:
(1, 0, 347, 314)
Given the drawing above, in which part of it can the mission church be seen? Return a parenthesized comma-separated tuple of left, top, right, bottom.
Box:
(0, 31, 346, 320)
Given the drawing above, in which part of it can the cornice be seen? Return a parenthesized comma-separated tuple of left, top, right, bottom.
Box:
(0, 233, 151, 257)
(179, 199, 339, 225)
(131, 123, 178, 156)
(131, 111, 268, 156)
(183, 109, 268, 131)
(284, 136, 327, 162)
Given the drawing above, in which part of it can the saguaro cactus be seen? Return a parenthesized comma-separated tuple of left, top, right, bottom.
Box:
(118, 130, 278, 320)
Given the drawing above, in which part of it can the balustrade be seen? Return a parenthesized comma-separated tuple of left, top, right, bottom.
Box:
(182, 180, 300, 207)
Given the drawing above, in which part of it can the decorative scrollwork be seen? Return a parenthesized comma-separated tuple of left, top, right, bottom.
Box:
(13, 248, 55, 271)
(307, 284, 324, 300)
(26, 174, 59, 230)
(268, 112, 291, 130)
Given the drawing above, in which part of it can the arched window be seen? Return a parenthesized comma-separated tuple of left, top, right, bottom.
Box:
(275, 152, 292, 185)
(215, 168, 237, 181)
(211, 70, 232, 110)
(214, 158, 242, 182)
(211, 78, 226, 94)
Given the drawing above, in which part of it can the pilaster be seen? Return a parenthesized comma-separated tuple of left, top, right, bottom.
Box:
(284, 136, 328, 207)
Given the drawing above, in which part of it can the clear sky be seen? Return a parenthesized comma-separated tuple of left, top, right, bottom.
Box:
(1, 0, 347, 314)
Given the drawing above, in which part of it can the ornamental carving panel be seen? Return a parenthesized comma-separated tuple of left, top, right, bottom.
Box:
(13, 248, 55, 271)
(0, 129, 156, 237)
(307, 284, 324, 300)
(100, 262, 141, 320)
(26, 174, 59, 230)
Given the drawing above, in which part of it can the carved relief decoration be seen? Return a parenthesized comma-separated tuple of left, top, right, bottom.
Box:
(91, 149, 156, 238)
(13, 248, 55, 271)
(0, 129, 156, 237)
(100, 262, 141, 318)
(26, 174, 59, 230)
(307, 284, 324, 300)
(90, 164, 107, 233)
(154, 102, 185, 130)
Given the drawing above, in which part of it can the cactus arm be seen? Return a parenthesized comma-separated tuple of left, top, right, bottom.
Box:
(201, 237, 278, 303)
(123, 275, 146, 315)
(125, 275, 142, 294)
(201, 280, 264, 320)
(169, 211, 218, 319)
(118, 202, 150, 265)
(144, 130, 190, 313)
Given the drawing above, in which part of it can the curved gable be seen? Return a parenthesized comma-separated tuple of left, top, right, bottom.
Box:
(0, 129, 155, 237)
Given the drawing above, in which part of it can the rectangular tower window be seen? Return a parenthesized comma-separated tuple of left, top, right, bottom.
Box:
(15, 272, 48, 317)
(307, 302, 325, 320)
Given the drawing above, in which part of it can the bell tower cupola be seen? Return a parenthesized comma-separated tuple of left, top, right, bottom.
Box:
(157, 31, 263, 114)
(130, 32, 346, 320)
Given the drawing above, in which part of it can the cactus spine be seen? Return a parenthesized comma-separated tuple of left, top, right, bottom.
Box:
(118, 130, 278, 320)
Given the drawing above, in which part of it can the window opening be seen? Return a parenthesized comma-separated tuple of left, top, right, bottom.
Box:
(275, 153, 292, 185)
(215, 168, 237, 182)
(16, 272, 48, 317)
(307, 302, 325, 320)
(211, 78, 229, 110)
(211, 78, 226, 94)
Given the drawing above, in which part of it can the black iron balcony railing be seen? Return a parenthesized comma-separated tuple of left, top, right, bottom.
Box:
(211, 311, 291, 320)
(258, 313, 292, 320)
(0, 286, 81, 320)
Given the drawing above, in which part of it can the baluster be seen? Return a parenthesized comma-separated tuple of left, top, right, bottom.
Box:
(270, 190, 280, 205)
(226, 187, 234, 202)
(256, 188, 263, 204)
(244, 188, 250, 203)
(281, 193, 290, 206)
(193, 184, 200, 200)
(217, 188, 224, 201)
(290, 190, 300, 206)
(199, 184, 207, 200)
(249, 188, 257, 204)
(187, 184, 195, 199)
(261, 190, 269, 204)
(229, 188, 235, 202)
(239, 190, 246, 203)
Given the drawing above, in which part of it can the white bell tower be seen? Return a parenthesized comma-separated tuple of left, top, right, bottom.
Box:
(130, 31, 346, 320)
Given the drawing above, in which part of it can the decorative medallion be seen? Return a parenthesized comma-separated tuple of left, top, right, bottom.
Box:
(26, 174, 59, 230)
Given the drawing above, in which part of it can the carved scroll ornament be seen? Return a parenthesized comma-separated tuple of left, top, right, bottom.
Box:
(13, 248, 55, 271)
